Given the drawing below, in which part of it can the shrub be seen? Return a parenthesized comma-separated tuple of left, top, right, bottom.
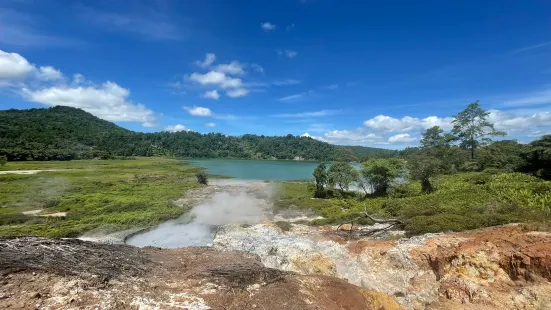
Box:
(388, 182, 421, 199)
(195, 172, 208, 185)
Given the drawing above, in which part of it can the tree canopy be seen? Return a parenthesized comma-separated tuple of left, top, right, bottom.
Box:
(451, 101, 506, 159)
(0, 106, 396, 161)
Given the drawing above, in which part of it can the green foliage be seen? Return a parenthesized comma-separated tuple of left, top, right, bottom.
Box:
(195, 172, 209, 185)
(420, 126, 455, 149)
(407, 153, 442, 193)
(477, 140, 527, 172)
(360, 158, 406, 196)
(274, 221, 292, 232)
(331, 148, 359, 162)
(524, 135, 551, 180)
(327, 162, 359, 193)
(312, 162, 328, 198)
(0, 158, 201, 237)
(0, 106, 397, 162)
(451, 101, 506, 159)
(0, 155, 7, 167)
(387, 182, 421, 199)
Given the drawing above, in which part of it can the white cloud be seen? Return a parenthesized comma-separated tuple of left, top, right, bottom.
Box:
(272, 79, 301, 86)
(37, 66, 63, 81)
(271, 109, 342, 118)
(202, 90, 220, 100)
(284, 50, 298, 58)
(184, 106, 213, 117)
(205, 122, 216, 128)
(164, 124, 190, 132)
(226, 88, 249, 98)
(261, 22, 276, 31)
(301, 132, 311, 137)
(194, 53, 216, 68)
(388, 133, 417, 144)
(327, 84, 339, 90)
(215, 61, 245, 75)
(0, 50, 35, 80)
(250, 64, 264, 73)
(363, 115, 453, 132)
(489, 110, 551, 132)
(142, 122, 156, 128)
(188, 71, 243, 89)
(21, 79, 156, 126)
(315, 129, 384, 146)
(278, 90, 313, 102)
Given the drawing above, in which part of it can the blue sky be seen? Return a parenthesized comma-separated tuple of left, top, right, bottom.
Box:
(0, 0, 550, 149)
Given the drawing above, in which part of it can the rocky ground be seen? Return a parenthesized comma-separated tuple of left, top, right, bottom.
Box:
(214, 223, 551, 310)
(0, 237, 402, 310)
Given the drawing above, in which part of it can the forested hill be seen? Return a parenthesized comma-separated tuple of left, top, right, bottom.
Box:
(0, 106, 396, 161)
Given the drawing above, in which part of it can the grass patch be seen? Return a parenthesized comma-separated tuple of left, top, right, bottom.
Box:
(0, 158, 202, 237)
(275, 172, 551, 235)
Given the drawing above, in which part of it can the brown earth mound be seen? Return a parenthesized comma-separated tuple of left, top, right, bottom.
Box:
(0, 237, 403, 310)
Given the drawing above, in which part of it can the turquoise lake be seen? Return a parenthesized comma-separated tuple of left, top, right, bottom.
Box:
(185, 159, 323, 181)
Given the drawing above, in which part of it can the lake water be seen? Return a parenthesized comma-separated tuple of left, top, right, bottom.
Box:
(185, 159, 322, 181)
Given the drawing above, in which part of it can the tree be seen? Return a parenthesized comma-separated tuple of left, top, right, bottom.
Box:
(477, 140, 527, 172)
(327, 162, 359, 193)
(360, 158, 406, 196)
(332, 148, 359, 162)
(313, 162, 328, 197)
(524, 135, 551, 180)
(408, 153, 441, 193)
(451, 101, 506, 160)
(196, 172, 208, 185)
(0, 155, 7, 168)
(420, 126, 454, 149)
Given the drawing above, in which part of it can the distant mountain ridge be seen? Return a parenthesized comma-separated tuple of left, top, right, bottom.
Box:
(0, 106, 396, 161)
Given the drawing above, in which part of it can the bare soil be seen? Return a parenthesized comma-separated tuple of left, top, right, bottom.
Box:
(0, 237, 403, 310)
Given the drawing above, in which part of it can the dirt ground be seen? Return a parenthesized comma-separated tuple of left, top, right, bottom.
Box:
(0, 237, 403, 310)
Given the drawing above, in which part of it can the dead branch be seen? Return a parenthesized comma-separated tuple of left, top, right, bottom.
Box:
(335, 212, 404, 238)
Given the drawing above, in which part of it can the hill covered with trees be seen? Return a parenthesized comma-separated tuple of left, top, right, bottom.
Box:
(0, 106, 395, 161)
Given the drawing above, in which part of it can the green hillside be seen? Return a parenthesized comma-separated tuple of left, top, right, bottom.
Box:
(0, 106, 396, 161)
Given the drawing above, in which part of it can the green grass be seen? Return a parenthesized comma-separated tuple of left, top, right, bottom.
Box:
(0, 158, 203, 237)
(274, 172, 551, 235)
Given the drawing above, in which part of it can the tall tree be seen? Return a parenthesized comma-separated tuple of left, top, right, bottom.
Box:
(451, 101, 506, 160)
(312, 162, 328, 197)
(524, 135, 551, 180)
(327, 162, 359, 193)
(360, 158, 406, 196)
(420, 126, 454, 149)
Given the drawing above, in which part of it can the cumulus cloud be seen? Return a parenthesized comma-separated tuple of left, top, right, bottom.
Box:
(0, 49, 157, 126)
(363, 115, 453, 132)
(215, 61, 245, 75)
(226, 88, 249, 98)
(489, 110, 551, 132)
(184, 106, 213, 117)
(202, 90, 220, 100)
(21, 79, 156, 125)
(388, 133, 417, 144)
(194, 53, 216, 68)
(188, 71, 243, 89)
(164, 124, 190, 132)
(205, 122, 216, 128)
(260, 22, 276, 31)
(37, 66, 63, 81)
(301, 132, 311, 137)
(0, 50, 35, 80)
(186, 54, 253, 98)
